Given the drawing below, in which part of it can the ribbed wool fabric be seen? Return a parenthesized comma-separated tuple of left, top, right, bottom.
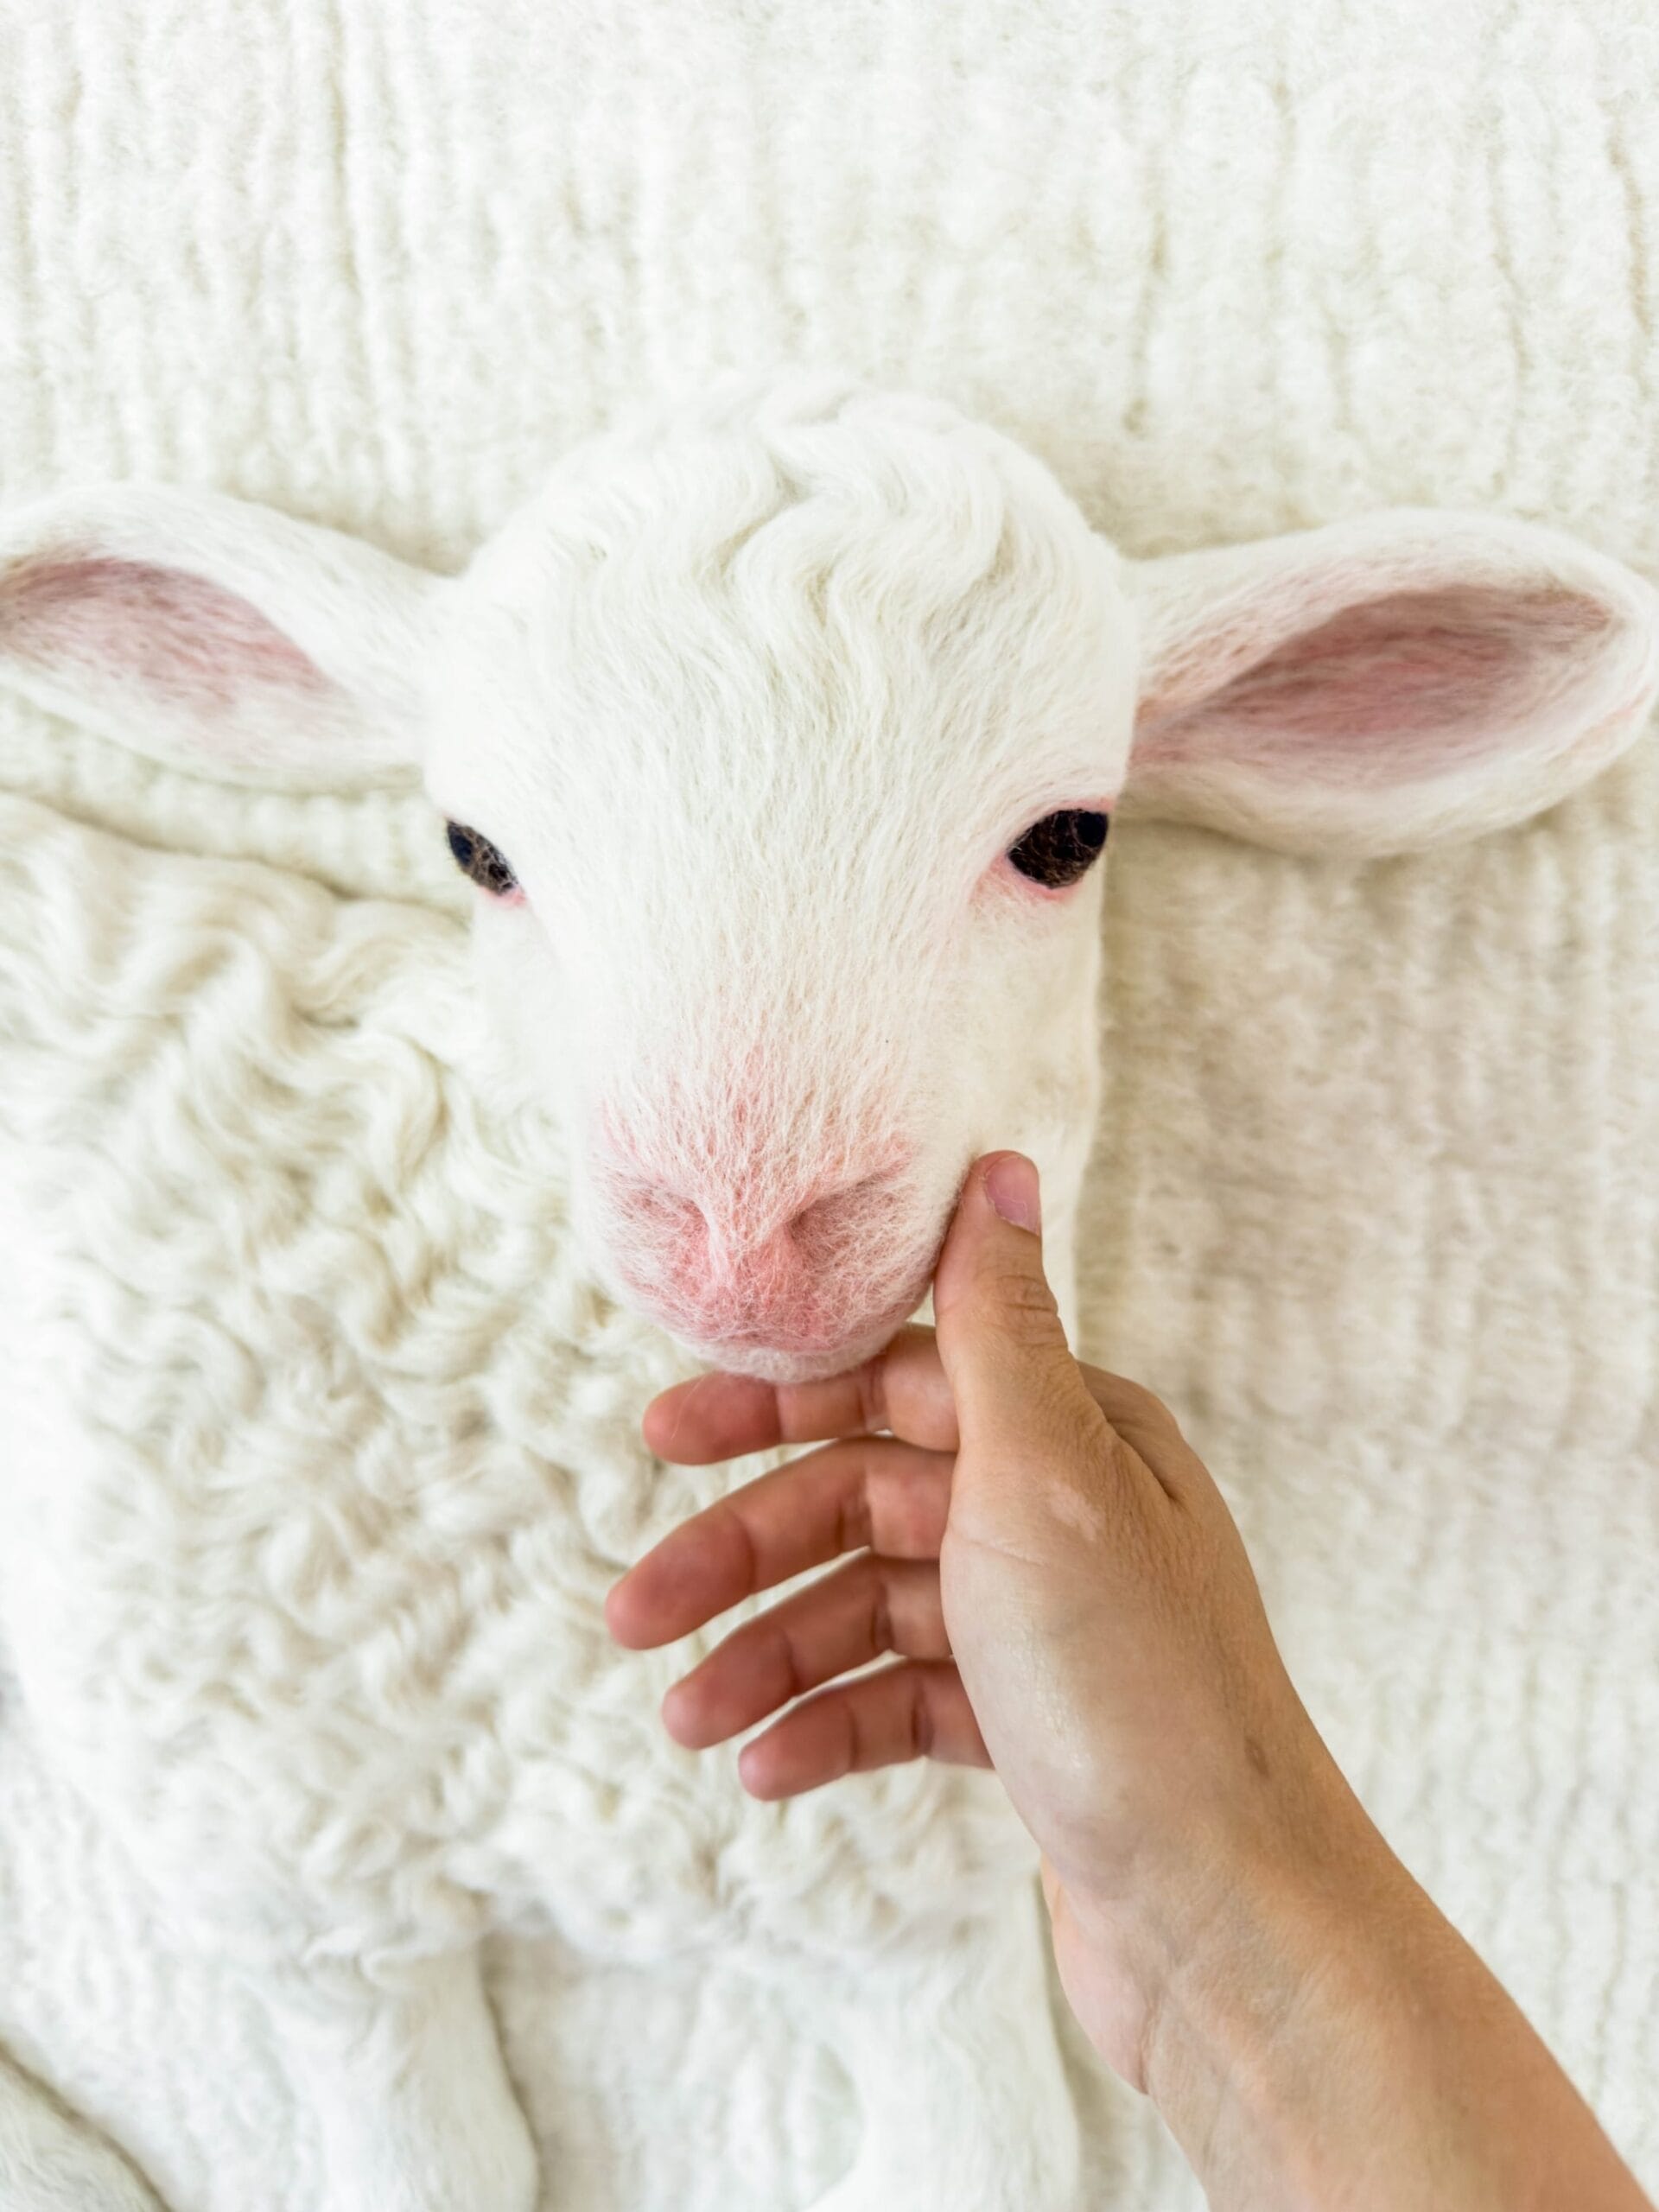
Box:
(0, 4, 1656, 2209)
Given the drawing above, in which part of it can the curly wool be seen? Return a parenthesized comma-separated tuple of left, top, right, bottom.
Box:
(3, 375, 1659, 2212)
(0, 791, 1035, 1980)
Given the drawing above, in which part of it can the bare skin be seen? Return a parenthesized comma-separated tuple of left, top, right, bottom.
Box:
(607, 1152, 1654, 2212)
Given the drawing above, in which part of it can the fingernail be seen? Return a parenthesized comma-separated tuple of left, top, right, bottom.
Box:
(984, 1153, 1041, 1234)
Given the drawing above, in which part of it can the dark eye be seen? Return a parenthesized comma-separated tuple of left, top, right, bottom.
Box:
(1006, 809, 1109, 889)
(447, 821, 519, 897)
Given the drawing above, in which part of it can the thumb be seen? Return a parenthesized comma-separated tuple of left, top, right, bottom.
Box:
(933, 1154, 1105, 1486)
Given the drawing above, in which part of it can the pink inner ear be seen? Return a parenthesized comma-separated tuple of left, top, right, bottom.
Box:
(0, 552, 334, 711)
(1138, 584, 1612, 788)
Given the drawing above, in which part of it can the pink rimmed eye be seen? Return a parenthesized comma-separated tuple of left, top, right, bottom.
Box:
(1006, 809, 1109, 888)
(446, 821, 519, 898)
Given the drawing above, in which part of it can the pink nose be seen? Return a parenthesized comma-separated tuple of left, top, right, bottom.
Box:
(604, 1165, 914, 1354)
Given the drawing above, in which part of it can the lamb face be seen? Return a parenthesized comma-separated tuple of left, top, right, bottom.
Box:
(3, 372, 1656, 1386)
(422, 392, 1133, 1379)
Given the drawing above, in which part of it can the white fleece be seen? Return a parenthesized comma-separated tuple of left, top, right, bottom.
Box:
(0, 3, 1656, 2209)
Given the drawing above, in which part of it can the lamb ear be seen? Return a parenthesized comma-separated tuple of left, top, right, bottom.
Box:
(1120, 512, 1659, 855)
(0, 483, 441, 791)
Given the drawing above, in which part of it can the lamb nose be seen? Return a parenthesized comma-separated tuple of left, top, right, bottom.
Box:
(625, 1170, 893, 1282)
(727, 1169, 910, 1280)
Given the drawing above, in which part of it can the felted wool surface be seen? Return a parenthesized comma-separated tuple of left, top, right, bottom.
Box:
(1, 3, 1656, 2209)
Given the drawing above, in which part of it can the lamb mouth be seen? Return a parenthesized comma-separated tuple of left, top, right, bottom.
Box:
(684, 1328, 909, 1388)
(669, 1281, 931, 1383)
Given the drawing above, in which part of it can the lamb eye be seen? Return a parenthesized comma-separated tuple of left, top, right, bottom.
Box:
(1007, 810, 1109, 888)
(446, 821, 519, 897)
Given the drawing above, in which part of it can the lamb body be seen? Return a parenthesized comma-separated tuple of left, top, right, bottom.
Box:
(1, 373, 1656, 2210)
(0, 794, 1058, 2212)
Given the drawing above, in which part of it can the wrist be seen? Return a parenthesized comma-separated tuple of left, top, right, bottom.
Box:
(1060, 1741, 1414, 2141)
(1120, 1794, 1636, 2212)
(1090, 1727, 1387, 2060)
(1135, 1807, 1411, 2203)
(1043, 1740, 1382, 2092)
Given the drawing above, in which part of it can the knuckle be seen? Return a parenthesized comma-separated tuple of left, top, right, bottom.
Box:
(986, 1260, 1065, 1348)
(1084, 1364, 1181, 1438)
(854, 1355, 890, 1438)
(865, 1560, 896, 1656)
(1103, 1423, 1155, 1501)
(909, 1670, 935, 1761)
(1117, 1376, 1169, 1424)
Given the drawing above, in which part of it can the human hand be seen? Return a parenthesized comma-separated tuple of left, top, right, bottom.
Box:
(607, 1154, 1655, 2211)
(605, 1150, 1363, 2087)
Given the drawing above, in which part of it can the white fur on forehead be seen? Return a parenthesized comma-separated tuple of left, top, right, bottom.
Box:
(427, 376, 1133, 1061)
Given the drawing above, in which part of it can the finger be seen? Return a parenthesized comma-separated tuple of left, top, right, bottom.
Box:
(661, 1554, 948, 1749)
(605, 1435, 952, 1649)
(734, 1662, 989, 1800)
(931, 1154, 1117, 1506)
(642, 1325, 959, 1465)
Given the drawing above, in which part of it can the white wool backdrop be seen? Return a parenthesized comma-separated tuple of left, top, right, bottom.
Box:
(1, 3, 1657, 2209)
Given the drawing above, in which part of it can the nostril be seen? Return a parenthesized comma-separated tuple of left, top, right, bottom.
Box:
(636, 1185, 705, 1234)
(784, 1171, 905, 1269)
(603, 1174, 709, 1252)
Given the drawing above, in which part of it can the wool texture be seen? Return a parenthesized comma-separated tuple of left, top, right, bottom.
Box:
(1, 3, 1657, 2209)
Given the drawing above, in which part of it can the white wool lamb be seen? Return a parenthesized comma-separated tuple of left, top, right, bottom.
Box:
(1, 373, 1656, 2212)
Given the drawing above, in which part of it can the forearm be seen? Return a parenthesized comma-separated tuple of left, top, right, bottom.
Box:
(1132, 1804, 1651, 2212)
